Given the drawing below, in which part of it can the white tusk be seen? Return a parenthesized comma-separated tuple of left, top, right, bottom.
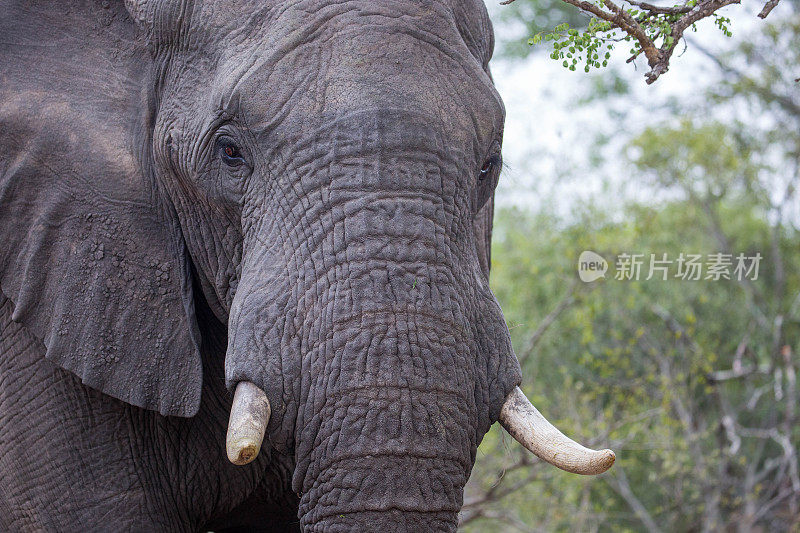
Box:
(499, 386, 615, 475)
(226, 381, 271, 466)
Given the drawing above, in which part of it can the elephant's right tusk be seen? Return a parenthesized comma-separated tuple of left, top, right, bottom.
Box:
(226, 381, 270, 465)
(499, 386, 615, 475)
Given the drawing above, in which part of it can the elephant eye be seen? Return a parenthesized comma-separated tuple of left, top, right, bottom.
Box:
(479, 154, 501, 181)
(217, 137, 246, 167)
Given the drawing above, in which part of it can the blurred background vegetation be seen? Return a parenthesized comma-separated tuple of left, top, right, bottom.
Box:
(462, 4, 800, 531)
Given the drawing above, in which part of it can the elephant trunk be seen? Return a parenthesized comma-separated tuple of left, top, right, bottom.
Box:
(303, 508, 457, 531)
(293, 378, 470, 531)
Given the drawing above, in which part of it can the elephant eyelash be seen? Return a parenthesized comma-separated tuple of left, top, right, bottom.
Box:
(479, 154, 502, 181)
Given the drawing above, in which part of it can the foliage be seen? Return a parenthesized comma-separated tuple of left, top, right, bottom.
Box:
(500, 0, 778, 83)
(532, 22, 615, 73)
(531, 11, 730, 76)
(492, 0, 590, 58)
(462, 13, 800, 532)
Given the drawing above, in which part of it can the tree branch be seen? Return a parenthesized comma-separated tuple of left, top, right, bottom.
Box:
(757, 0, 780, 18)
(606, 466, 663, 533)
(626, 0, 693, 15)
(500, 0, 781, 84)
(518, 280, 579, 365)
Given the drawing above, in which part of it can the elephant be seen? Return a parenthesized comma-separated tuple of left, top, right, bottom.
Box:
(0, 0, 614, 531)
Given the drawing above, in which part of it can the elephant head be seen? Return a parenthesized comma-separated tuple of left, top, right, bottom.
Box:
(0, 0, 612, 530)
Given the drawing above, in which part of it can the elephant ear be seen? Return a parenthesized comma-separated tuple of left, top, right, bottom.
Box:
(0, 0, 202, 417)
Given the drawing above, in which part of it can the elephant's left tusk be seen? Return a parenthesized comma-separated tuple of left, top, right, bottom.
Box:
(499, 386, 615, 475)
(226, 381, 270, 465)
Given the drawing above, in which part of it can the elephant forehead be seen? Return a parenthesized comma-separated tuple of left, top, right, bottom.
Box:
(209, 0, 502, 147)
(203, 0, 482, 59)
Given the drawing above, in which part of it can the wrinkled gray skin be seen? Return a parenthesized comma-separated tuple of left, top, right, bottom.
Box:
(0, 0, 522, 531)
